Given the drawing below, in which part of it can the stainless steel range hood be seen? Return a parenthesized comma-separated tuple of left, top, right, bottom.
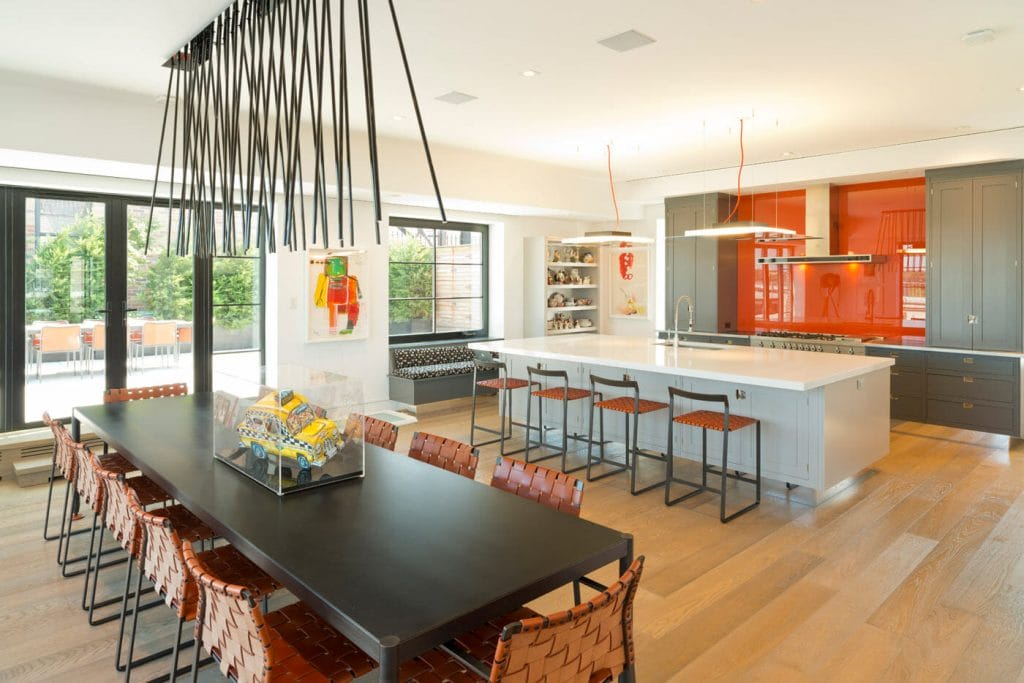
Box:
(755, 184, 884, 265)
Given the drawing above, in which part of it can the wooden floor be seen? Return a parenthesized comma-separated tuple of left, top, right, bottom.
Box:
(3, 398, 1024, 682)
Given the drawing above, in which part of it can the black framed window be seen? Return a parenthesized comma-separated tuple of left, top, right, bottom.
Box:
(388, 217, 488, 343)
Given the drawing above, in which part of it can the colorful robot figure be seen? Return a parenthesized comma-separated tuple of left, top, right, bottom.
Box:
(315, 255, 361, 334)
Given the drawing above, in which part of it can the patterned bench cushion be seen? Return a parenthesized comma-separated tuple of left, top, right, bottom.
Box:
(392, 361, 476, 380)
(391, 345, 476, 370)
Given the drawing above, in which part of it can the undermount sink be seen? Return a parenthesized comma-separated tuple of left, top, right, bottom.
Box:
(651, 341, 726, 351)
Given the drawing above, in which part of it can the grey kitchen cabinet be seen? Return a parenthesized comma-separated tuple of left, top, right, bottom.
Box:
(665, 193, 738, 333)
(865, 345, 1021, 436)
(926, 162, 1023, 352)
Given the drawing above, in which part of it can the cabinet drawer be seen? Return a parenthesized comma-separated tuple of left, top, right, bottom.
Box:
(890, 395, 925, 422)
(927, 353, 1018, 378)
(926, 398, 1017, 435)
(889, 369, 924, 396)
(927, 373, 1016, 403)
(867, 346, 927, 369)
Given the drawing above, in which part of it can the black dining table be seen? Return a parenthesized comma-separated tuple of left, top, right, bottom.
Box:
(73, 393, 633, 682)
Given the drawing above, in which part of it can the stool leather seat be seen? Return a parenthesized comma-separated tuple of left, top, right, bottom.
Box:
(594, 396, 668, 414)
(476, 377, 530, 390)
(674, 409, 757, 431)
(531, 386, 591, 401)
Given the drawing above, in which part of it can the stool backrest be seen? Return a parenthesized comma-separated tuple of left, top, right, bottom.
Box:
(490, 457, 584, 517)
(667, 386, 730, 409)
(104, 383, 188, 403)
(95, 466, 140, 557)
(43, 412, 75, 479)
(590, 373, 640, 409)
(490, 556, 644, 682)
(527, 365, 568, 385)
(408, 431, 478, 479)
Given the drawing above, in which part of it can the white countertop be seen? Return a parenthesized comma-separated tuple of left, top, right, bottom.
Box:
(471, 334, 894, 391)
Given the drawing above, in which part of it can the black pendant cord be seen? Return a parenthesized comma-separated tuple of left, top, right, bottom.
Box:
(177, 43, 193, 256)
(303, 0, 329, 247)
(357, 0, 383, 244)
(145, 62, 175, 253)
(264, 0, 287, 251)
(340, 0, 355, 246)
(322, 0, 343, 246)
(386, 0, 447, 224)
(167, 57, 181, 257)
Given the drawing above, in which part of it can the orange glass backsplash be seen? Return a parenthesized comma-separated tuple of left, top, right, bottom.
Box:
(736, 179, 926, 337)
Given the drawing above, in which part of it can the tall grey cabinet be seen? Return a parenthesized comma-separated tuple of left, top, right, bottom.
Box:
(665, 193, 738, 333)
(926, 162, 1024, 352)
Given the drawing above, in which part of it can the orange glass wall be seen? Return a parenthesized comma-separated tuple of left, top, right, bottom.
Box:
(736, 178, 926, 337)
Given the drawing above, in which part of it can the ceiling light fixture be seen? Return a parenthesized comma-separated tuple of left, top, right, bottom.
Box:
(684, 118, 794, 238)
(521, 69, 539, 77)
(435, 90, 477, 105)
(565, 145, 653, 245)
(392, 114, 405, 121)
(147, 0, 447, 254)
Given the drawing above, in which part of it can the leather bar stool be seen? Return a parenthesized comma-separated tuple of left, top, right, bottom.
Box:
(523, 366, 592, 472)
(586, 374, 668, 494)
(469, 353, 532, 456)
(666, 386, 762, 523)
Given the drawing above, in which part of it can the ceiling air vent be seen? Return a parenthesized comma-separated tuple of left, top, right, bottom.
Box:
(435, 91, 477, 105)
(597, 30, 656, 53)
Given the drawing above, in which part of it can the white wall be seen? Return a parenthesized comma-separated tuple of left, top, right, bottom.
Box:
(268, 197, 589, 404)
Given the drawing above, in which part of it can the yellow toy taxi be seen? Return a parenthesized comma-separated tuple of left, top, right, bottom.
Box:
(237, 389, 341, 479)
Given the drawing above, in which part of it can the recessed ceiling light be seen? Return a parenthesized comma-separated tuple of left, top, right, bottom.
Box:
(435, 91, 478, 105)
(597, 30, 656, 53)
(521, 69, 540, 78)
(1019, 85, 1024, 93)
(781, 151, 793, 157)
(961, 28, 995, 46)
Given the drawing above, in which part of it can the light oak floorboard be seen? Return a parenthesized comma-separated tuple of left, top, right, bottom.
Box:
(3, 402, 1024, 682)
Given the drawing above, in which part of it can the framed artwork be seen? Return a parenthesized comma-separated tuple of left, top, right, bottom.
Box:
(608, 246, 650, 319)
(307, 249, 369, 342)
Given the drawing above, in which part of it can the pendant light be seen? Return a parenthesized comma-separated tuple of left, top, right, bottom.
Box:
(683, 118, 795, 239)
(564, 144, 653, 245)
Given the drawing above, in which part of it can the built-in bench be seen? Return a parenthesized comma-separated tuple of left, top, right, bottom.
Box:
(388, 341, 497, 405)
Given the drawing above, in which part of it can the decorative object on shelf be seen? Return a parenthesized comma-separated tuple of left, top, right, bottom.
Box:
(582, 275, 592, 285)
(547, 292, 566, 308)
(308, 249, 368, 342)
(609, 246, 650, 319)
(212, 365, 365, 495)
(581, 251, 595, 263)
(145, 0, 446, 255)
(555, 269, 567, 284)
(546, 269, 555, 285)
(551, 249, 562, 262)
(578, 318, 593, 328)
(569, 268, 581, 284)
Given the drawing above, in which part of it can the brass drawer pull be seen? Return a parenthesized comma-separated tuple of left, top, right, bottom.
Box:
(889, 353, 899, 358)
(963, 376, 974, 384)
(891, 396, 898, 401)
(963, 357, 974, 365)
(963, 402, 974, 409)
(891, 369, 900, 376)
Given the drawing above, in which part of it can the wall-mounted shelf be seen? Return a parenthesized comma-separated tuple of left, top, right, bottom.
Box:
(545, 327, 598, 335)
(547, 305, 597, 312)
(547, 284, 598, 290)
(546, 262, 598, 268)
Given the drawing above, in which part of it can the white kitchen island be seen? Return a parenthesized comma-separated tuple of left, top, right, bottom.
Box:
(470, 334, 895, 504)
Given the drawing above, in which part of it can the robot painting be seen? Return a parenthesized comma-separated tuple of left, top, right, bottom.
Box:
(308, 250, 369, 341)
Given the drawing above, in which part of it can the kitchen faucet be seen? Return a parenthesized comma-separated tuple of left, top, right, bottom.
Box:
(673, 295, 694, 347)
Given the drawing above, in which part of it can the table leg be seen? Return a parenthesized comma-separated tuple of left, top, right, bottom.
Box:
(379, 637, 399, 683)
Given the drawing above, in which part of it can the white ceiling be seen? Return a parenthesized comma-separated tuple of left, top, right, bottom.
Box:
(0, 0, 1022, 182)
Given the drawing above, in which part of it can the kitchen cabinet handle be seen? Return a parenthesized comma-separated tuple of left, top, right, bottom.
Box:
(963, 376, 974, 384)
(890, 395, 898, 401)
(963, 357, 974, 365)
(891, 369, 900, 376)
(963, 402, 974, 409)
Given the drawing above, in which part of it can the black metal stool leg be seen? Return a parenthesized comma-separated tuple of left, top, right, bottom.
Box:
(720, 428, 729, 523)
(42, 458, 60, 540)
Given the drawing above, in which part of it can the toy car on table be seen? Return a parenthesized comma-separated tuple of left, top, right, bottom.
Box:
(236, 389, 341, 483)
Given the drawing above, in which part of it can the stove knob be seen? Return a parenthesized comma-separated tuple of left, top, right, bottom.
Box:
(848, 348, 855, 354)
(835, 347, 841, 353)
(770, 342, 775, 348)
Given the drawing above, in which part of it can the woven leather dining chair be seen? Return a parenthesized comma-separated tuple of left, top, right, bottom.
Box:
(126, 491, 279, 682)
(182, 541, 478, 683)
(104, 382, 188, 403)
(345, 413, 399, 451)
(442, 557, 644, 682)
(41, 412, 79, 544)
(408, 431, 479, 480)
(489, 456, 584, 517)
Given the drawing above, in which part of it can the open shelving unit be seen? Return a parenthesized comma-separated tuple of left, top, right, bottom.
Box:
(524, 237, 602, 337)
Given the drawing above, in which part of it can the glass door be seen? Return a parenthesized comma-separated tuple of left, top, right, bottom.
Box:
(22, 196, 110, 424)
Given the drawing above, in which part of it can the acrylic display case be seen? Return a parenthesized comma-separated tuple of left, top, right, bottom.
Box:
(212, 365, 365, 495)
